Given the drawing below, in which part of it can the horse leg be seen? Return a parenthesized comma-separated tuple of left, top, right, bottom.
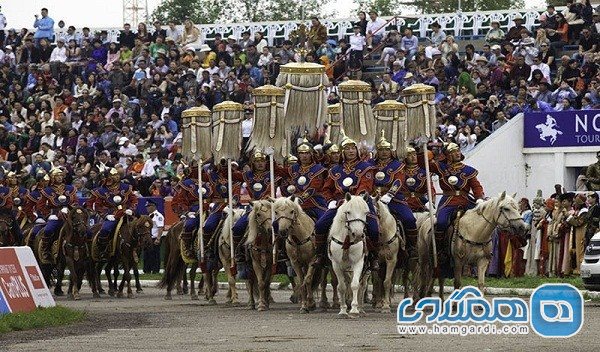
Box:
(304, 265, 317, 311)
(204, 269, 216, 305)
(292, 262, 307, 313)
(54, 260, 65, 296)
(319, 267, 329, 309)
(190, 263, 199, 300)
(246, 273, 256, 310)
(87, 259, 100, 299)
(331, 262, 347, 318)
(134, 265, 143, 293)
(123, 261, 133, 299)
(112, 263, 120, 293)
(227, 263, 239, 306)
(453, 259, 463, 291)
(349, 260, 365, 316)
(66, 257, 80, 300)
(255, 262, 268, 311)
(331, 270, 340, 310)
(382, 259, 396, 313)
(477, 258, 489, 293)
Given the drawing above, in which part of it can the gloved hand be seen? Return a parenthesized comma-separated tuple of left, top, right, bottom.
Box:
(125, 209, 133, 216)
(60, 207, 69, 215)
(476, 199, 484, 205)
(328, 200, 337, 209)
(380, 193, 392, 204)
(187, 212, 196, 219)
(106, 214, 116, 221)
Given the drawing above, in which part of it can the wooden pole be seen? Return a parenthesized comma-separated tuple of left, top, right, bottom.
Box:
(269, 151, 277, 274)
(227, 159, 236, 276)
(197, 159, 206, 273)
(422, 141, 438, 270)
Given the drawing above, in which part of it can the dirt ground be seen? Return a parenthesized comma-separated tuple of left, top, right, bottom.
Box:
(2, 286, 599, 352)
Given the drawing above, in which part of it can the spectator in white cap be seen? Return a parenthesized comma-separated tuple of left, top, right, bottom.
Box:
(2, 45, 15, 68)
(105, 98, 125, 121)
(118, 137, 138, 165)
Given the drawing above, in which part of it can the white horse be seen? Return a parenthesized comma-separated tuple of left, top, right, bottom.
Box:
(329, 193, 370, 318)
(273, 195, 317, 313)
(371, 198, 401, 313)
(217, 208, 245, 306)
(451, 192, 528, 293)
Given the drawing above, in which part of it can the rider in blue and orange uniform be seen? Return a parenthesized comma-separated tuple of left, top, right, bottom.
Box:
(232, 149, 280, 263)
(319, 134, 341, 168)
(370, 132, 419, 255)
(4, 171, 29, 234)
(25, 171, 50, 246)
(85, 167, 138, 257)
(424, 142, 485, 264)
(313, 134, 380, 270)
(401, 147, 433, 213)
(279, 138, 327, 221)
(279, 155, 298, 197)
(39, 168, 79, 263)
(172, 165, 213, 260)
(0, 178, 17, 245)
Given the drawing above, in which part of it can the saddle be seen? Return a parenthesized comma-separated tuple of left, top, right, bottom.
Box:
(91, 217, 126, 262)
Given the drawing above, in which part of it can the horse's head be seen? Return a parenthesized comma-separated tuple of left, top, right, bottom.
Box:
(132, 215, 154, 248)
(487, 191, 529, 237)
(67, 206, 89, 236)
(273, 196, 300, 234)
(245, 200, 272, 246)
(337, 193, 369, 241)
(0, 213, 12, 246)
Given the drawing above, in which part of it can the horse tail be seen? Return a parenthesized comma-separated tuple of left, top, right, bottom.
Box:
(157, 223, 185, 289)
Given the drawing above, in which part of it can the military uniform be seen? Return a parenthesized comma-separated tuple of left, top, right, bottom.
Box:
(371, 135, 418, 254)
(314, 135, 380, 269)
(585, 153, 600, 191)
(1, 172, 27, 243)
(39, 168, 79, 262)
(25, 172, 50, 245)
(401, 148, 431, 212)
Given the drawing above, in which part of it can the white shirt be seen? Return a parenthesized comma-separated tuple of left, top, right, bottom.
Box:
(150, 209, 164, 239)
(141, 158, 161, 177)
(40, 133, 57, 148)
(0, 13, 7, 30)
(119, 143, 139, 165)
(50, 46, 68, 62)
(366, 17, 387, 37)
(529, 63, 551, 82)
(242, 118, 253, 138)
(166, 27, 182, 43)
(348, 34, 365, 52)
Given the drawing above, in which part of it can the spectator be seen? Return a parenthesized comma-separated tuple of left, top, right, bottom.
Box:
(366, 11, 387, 49)
(32, 8, 54, 47)
(307, 17, 327, 50)
(574, 27, 598, 62)
(400, 28, 418, 60)
(485, 21, 505, 45)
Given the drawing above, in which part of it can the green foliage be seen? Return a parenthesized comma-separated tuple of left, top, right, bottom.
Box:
(0, 306, 84, 334)
(152, 0, 331, 24)
(353, 0, 399, 17)
(398, 0, 527, 14)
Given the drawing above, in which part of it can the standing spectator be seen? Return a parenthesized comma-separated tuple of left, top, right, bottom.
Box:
(0, 5, 7, 46)
(143, 200, 163, 274)
(33, 8, 54, 47)
(347, 24, 365, 79)
(307, 17, 327, 51)
(356, 11, 368, 36)
(151, 21, 167, 43)
(366, 11, 387, 50)
(425, 22, 446, 59)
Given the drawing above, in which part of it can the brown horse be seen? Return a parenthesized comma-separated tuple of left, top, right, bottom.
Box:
(158, 220, 201, 300)
(0, 212, 16, 247)
(115, 215, 153, 298)
(34, 217, 68, 296)
(60, 206, 97, 300)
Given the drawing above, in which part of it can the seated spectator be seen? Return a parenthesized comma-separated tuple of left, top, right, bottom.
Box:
(400, 28, 418, 60)
(485, 21, 505, 45)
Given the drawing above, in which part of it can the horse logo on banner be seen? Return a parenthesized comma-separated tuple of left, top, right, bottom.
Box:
(535, 115, 563, 145)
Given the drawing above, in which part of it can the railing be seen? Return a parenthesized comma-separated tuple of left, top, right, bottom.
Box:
(57, 7, 556, 47)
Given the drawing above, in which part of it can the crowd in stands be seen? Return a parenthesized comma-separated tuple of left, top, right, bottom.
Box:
(0, 2, 599, 198)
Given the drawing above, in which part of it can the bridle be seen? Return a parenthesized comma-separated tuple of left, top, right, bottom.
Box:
(479, 202, 523, 234)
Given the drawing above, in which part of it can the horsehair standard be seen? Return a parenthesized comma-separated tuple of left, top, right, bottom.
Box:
(373, 100, 408, 159)
(251, 85, 288, 163)
(275, 62, 328, 134)
(212, 101, 244, 161)
(339, 80, 375, 145)
(327, 103, 343, 145)
(181, 105, 213, 161)
(401, 83, 437, 141)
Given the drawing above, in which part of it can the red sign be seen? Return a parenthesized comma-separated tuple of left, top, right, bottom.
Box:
(25, 266, 45, 290)
(0, 248, 36, 313)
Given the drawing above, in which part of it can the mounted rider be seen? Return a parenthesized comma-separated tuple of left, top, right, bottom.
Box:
(85, 167, 138, 258)
(319, 134, 341, 168)
(232, 148, 280, 263)
(38, 168, 79, 263)
(425, 142, 485, 264)
(0, 176, 18, 245)
(278, 155, 298, 197)
(4, 171, 29, 229)
(171, 165, 212, 261)
(279, 138, 328, 221)
(25, 171, 51, 246)
(313, 133, 380, 270)
(401, 147, 432, 212)
(371, 132, 419, 255)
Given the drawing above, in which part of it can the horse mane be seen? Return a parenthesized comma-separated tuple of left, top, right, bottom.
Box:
(375, 199, 397, 239)
(221, 208, 245, 243)
(245, 200, 271, 246)
(275, 196, 314, 231)
(330, 196, 368, 238)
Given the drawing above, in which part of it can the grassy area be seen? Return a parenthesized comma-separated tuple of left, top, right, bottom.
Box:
(0, 306, 85, 334)
(461, 276, 584, 290)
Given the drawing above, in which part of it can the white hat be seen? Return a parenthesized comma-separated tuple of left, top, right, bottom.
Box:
(392, 60, 402, 66)
(404, 72, 414, 79)
(5, 45, 12, 50)
(491, 44, 501, 50)
(112, 98, 122, 103)
(227, 35, 237, 41)
(513, 14, 523, 21)
(199, 44, 212, 52)
(118, 137, 129, 146)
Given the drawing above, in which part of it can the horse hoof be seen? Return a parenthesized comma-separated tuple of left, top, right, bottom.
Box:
(191, 294, 199, 301)
(54, 290, 64, 297)
(300, 307, 309, 314)
(136, 289, 144, 293)
(74, 293, 81, 301)
(359, 310, 367, 317)
(332, 302, 340, 309)
(307, 302, 316, 311)
(117, 292, 124, 298)
(164, 295, 172, 301)
(381, 307, 391, 314)
(127, 293, 134, 299)
(248, 304, 256, 310)
(289, 295, 298, 304)
(93, 293, 101, 299)
(98, 288, 106, 294)
(337, 312, 349, 319)
(257, 304, 268, 311)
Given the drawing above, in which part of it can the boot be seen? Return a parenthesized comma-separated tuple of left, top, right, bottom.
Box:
(434, 230, 449, 266)
(405, 229, 419, 258)
(180, 231, 195, 261)
(311, 232, 327, 268)
(97, 235, 110, 259)
(233, 234, 246, 264)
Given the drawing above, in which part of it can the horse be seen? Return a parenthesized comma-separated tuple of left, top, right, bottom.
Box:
(370, 198, 402, 313)
(328, 193, 370, 318)
(414, 211, 437, 302)
(116, 215, 153, 298)
(34, 216, 68, 296)
(217, 208, 245, 306)
(273, 195, 319, 313)
(535, 121, 563, 145)
(60, 206, 97, 300)
(244, 200, 274, 311)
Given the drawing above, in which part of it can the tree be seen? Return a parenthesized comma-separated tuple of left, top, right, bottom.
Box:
(398, 0, 526, 14)
(152, 0, 332, 24)
(353, 0, 400, 17)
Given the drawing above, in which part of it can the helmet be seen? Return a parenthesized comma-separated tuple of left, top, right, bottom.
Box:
(252, 148, 267, 161)
(444, 142, 460, 153)
(340, 130, 357, 149)
(323, 133, 340, 155)
(406, 146, 416, 154)
(286, 155, 298, 164)
(376, 130, 392, 150)
(50, 168, 64, 181)
(297, 133, 313, 153)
